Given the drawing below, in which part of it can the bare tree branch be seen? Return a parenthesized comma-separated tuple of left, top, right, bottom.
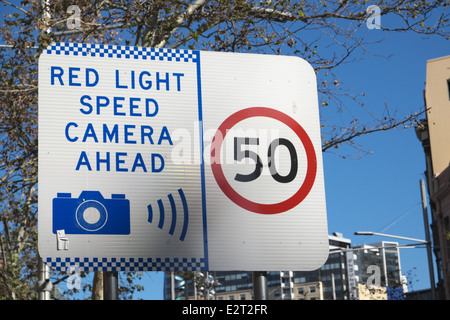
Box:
(155, 0, 210, 48)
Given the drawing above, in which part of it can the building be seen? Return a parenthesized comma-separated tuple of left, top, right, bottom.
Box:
(357, 283, 387, 300)
(212, 233, 352, 300)
(415, 55, 450, 299)
(164, 233, 406, 300)
(352, 241, 403, 288)
(202, 272, 325, 300)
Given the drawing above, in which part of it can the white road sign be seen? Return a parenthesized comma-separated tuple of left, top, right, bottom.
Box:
(38, 42, 328, 272)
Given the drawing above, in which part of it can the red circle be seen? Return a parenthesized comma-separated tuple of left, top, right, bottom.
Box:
(210, 107, 317, 214)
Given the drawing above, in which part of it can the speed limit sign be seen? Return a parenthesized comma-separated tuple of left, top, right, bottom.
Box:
(211, 107, 317, 214)
(201, 51, 328, 271)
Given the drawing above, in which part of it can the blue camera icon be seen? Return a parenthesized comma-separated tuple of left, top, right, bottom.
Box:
(52, 191, 130, 235)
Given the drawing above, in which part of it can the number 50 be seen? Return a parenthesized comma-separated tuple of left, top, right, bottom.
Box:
(234, 137, 298, 183)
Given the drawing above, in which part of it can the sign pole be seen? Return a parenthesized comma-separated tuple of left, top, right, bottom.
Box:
(37, 257, 52, 300)
(103, 271, 118, 300)
(252, 271, 268, 300)
(170, 272, 175, 300)
(420, 179, 436, 300)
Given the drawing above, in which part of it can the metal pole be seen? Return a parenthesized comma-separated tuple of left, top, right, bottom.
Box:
(170, 271, 175, 300)
(38, 257, 52, 300)
(420, 179, 436, 300)
(354, 231, 428, 243)
(194, 273, 197, 300)
(204, 271, 209, 300)
(331, 273, 336, 300)
(103, 271, 119, 300)
(252, 271, 268, 300)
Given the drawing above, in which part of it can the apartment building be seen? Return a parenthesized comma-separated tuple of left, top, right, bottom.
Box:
(415, 55, 450, 299)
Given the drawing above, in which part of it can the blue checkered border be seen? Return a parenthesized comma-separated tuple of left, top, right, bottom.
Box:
(45, 257, 206, 272)
(45, 42, 199, 63)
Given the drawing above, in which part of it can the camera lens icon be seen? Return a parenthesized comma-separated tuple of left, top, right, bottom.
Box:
(53, 191, 130, 235)
(75, 200, 108, 232)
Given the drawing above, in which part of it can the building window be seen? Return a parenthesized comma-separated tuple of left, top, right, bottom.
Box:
(298, 287, 304, 294)
(240, 294, 246, 300)
(447, 79, 450, 100)
(310, 286, 316, 293)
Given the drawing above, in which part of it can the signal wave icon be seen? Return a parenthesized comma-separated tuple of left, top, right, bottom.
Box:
(147, 188, 189, 241)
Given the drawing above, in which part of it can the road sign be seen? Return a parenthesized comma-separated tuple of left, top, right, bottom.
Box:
(38, 42, 328, 272)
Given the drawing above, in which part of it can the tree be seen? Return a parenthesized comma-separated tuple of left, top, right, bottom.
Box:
(0, 0, 448, 299)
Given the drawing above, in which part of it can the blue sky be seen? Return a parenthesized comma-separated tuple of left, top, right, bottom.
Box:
(1, 2, 448, 299)
(322, 26, 448, 292)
